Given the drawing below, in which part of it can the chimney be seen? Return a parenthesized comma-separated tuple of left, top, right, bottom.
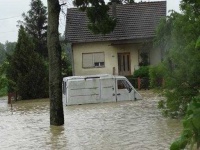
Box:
(112, 2, 116, 18)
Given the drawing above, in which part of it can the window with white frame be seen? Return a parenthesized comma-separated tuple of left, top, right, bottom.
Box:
(82, 52, 105, 68)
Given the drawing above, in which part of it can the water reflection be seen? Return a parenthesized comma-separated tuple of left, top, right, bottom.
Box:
(48, 126, 67, 149)
(0, 90, 182, 150)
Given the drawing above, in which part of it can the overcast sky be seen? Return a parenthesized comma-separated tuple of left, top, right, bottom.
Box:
(0, 0, 181, 44)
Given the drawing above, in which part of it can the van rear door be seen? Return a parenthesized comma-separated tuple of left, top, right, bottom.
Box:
(62, 80, 67, 105)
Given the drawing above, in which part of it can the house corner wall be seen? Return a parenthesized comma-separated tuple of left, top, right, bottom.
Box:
(149, 47, 162, 65)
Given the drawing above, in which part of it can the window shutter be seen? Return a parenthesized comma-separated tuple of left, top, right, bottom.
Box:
(82, 53, 93, 68)
(94, 53, 104, 63)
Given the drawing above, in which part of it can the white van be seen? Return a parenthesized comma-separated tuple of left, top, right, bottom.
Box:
(62, 74, 142, 105)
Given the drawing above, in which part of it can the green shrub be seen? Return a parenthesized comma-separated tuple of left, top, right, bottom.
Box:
(133, 66, 149, 78)
(149, 63, 165, 88)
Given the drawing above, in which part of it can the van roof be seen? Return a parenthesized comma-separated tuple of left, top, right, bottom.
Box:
(63, 74, 126, 81)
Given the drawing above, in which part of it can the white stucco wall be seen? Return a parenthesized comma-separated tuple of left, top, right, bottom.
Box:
(72, 41, 139, 76)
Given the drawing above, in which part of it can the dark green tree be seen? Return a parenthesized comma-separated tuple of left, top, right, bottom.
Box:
(6, 26, 48, 99)
(0, 43, 5, 65)
(21, 0, 48, 57)
(4, 41, 16, 55)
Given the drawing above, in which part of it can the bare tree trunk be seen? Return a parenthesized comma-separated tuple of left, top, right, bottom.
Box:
(47, 0, 64, 125)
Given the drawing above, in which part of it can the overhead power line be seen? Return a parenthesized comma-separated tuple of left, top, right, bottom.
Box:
(0, 31, 17, 34)
(0, 16, 21, 21)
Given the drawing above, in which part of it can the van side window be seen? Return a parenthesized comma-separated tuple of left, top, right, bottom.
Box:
(118, 80, 126, 89)
(117, 80, 131, 90)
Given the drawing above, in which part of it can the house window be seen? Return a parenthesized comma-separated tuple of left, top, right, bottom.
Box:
(82, 52, 105, 68)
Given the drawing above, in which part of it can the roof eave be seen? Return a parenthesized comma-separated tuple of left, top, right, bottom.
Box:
(66, 35, 155, 44)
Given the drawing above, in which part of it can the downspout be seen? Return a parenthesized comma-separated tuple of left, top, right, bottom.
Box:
(71, 43, 75, 76)
(115, 78, 117, 102)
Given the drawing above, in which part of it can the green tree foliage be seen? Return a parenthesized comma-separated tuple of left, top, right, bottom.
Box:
(21, 0, 48, 57)
(108, 0, 134, 5)
(61, 44, 72, 77)
(170, 97, 200, 150)
(155, 0, 200, 118)
(181, 0, 200, 17)
(6, 26, 48, 100)
(73, 0, 117, 34)
(0, 44, 7, 96)
(0, 42, 16, 65)
(0, 43, 6, 65)
(59, 36, 72, 77)
(0, 62, 9, 96)
(149, 64, 165, 88)
(153, 2, 200, 147)
(4, 41, 16, 55)
(0, 42, 16, 96)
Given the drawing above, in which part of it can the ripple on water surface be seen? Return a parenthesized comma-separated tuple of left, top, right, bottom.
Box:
(0, 91, 182, 150)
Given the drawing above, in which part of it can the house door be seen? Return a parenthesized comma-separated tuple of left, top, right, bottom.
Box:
(118, 53, 131, 76)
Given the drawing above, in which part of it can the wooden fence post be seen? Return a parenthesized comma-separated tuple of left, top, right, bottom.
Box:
(138, 77, 141, 90)
(8, 92, 17, 104)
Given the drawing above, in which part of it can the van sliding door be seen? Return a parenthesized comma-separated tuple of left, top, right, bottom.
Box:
(100, 79, 116, 102)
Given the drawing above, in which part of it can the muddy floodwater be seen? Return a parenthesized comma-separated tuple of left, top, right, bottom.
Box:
(0, 90, 182, 150)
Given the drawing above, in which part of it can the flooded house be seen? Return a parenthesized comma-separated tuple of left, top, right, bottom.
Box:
(65, 1, 166, 76)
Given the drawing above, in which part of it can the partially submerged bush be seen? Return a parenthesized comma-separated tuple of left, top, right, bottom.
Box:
(133, 66, 149, 89)
(149, 63, 165, 88)
(133, 66, 149, 78)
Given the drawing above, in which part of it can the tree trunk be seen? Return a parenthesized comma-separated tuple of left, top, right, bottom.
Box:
(47, 0, 64, 125)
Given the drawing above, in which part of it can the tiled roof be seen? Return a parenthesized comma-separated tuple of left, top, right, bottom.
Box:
(65, 1, 166, 43)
